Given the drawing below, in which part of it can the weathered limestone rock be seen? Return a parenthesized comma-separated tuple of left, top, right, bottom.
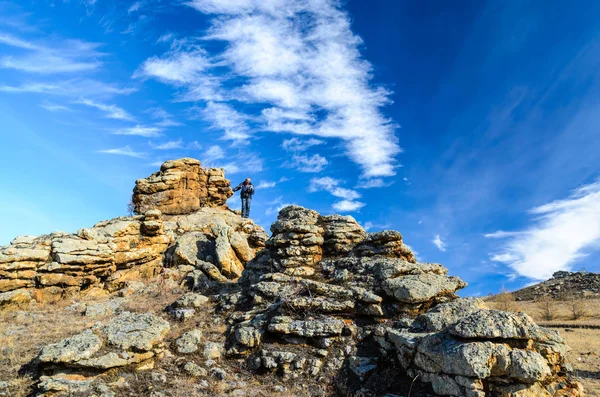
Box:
(0, 212, 171, 301)
(36, 312, 169, 388)
(222, 205, 580, 397)
(132, 158, 233, 215)
(100, 311, 170, 351)
(375, 298, 580, 397)
(0, 160, 267, 301)
(38, 330, 103, 364)
(382, 273, 467, 303)
(166, 208, 267, 282)
(175, 330, 203, 354)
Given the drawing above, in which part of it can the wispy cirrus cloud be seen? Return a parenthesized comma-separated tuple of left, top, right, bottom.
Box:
(0, 79, 136, 98)
(137, 0, 401, 177)
(76, 98, 134, 121)
(332, 200, 365, 212)
(201, 102, 250, 142)
(98, 145, 144, 158)
(486, 179, 600, 280)
(290, 154, 328, 173)
(281, 137, 325, 152)
(0, 32, 104, 74)
(128, 1, 146, 14)
(150, 139, 183, 150)
(146, 107, 183, 127)
(39, 102, 72, 112)
(114, 125, 162, 137)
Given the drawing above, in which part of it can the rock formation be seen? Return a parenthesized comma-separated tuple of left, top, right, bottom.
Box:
(509, 270, 600, 300)
(0, 211, 171, 305)
(224, 206, 582, 396)
(35, 312, 170, 396)
(0, 160, 266, 308)
(132, 158, 233, 215)
(0, 160, 584, 397)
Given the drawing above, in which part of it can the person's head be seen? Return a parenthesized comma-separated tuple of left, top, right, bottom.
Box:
(244, 177, 251, 184)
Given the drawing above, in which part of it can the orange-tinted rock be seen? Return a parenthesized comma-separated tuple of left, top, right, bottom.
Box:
(132, 158, 233, 215)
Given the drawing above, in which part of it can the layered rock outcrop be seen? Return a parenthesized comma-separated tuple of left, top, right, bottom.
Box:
(132, 158, 233, 215)
(35, 312, 170, 396)
(225, 206, 582, 396)
(0, 160, 266, 307)
(2, 161, 583, 397)
(0, 211, 171, 305)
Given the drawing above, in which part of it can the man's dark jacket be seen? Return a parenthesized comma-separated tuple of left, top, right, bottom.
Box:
(234, 182, 255, 198)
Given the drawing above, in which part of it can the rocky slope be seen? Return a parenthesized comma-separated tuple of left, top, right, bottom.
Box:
(0, 158, 266, 308)
(0, 159, 584, 397)
(510, 271, 600, 301)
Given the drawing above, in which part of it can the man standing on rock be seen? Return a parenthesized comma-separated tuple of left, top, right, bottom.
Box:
(233, 178, 255, 218)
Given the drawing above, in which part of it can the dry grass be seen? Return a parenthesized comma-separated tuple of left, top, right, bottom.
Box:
(486, 297, 600, 324)
(559, 328, 600, 396)
(0, 301, 101, 396)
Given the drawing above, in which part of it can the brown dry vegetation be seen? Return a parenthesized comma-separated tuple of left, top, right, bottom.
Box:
(0, 296, 110, 396)
(487, 296, 600, 395)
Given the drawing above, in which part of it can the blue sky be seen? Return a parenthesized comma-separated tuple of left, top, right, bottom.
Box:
(1, 0, 599, 296)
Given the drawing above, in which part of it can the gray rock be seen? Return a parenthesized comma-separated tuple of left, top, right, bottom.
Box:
(38, 330, 102, 364)
(508, 350, 551, 383)
(448, 310, 555, 342)
(267, 316, 345, 337)
(417, 298, 487, 332)
(175, 330, 203, 354)
(101, 312, 170, 351)
(168, 307, 196, 321)
(85, 298, 124, 317)
(151, 372, 167, 383)
(183, 362, 207, 377)
(348, 356, 378, 381)
(202, 342, 224, 360)
(382, 273, 466, 303)
(211, 367, 227, 380)
(173, 293, 209, 308)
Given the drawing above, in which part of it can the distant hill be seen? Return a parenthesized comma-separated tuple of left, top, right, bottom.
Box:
(510, 271, 600, 301)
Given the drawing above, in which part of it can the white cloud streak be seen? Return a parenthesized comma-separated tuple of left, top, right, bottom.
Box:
(0, 79, 136, 97)
(486, 179, 600, 280)
(332, 200, 365, 212)
(309, 176, 364, 213)
(0, 33, 103, 74)
(151, 139, 183, 150)
(433, 235, 446, 252)
(291, 154, 328, 173)
(256, 181, 276, 189)
(138, 0, 401, 176)
(202, 145, 225, 164)
(76, 98, 134, 121)
(98, 146, 144, 158)
(39, 102, 72, 112)
(282, 137, 325, 152)
(114, 125, 163, 137)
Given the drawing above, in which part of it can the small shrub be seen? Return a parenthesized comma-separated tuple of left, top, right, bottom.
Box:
(571, 299, 587, 320)
(495, 287, 518, 312)
(536, 296, 555, 321)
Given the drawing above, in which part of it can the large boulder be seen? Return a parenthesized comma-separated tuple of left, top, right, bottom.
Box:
(35, 311, 170, 395)
(375, 299, 581, 397)
(132, 158, 233, 215)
